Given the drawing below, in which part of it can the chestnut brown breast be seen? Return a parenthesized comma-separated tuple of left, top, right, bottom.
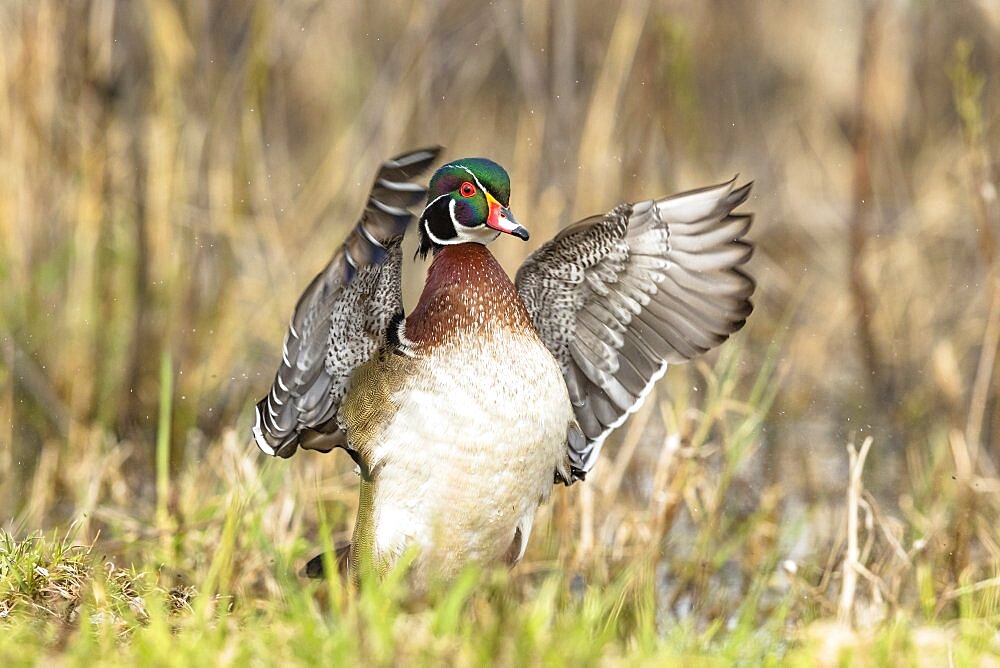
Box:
(405, 243, 534, 348)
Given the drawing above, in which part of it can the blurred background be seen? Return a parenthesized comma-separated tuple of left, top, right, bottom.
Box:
(1, 0, 999, 623)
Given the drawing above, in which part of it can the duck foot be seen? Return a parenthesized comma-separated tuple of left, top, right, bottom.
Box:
(303, 541, 352, 579)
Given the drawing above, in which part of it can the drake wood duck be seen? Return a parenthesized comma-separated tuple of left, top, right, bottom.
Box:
(252, 147, 755, 587)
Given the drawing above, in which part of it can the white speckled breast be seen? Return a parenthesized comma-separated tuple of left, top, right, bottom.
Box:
(366, 327, 572, 585)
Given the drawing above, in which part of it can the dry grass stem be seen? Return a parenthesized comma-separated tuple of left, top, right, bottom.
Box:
(838, 436, 874, 626)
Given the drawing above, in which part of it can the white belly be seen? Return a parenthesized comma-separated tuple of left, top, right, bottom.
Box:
(365, 330, 572, 583)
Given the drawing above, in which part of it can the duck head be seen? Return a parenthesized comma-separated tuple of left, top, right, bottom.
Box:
(417, 158, 528, 258)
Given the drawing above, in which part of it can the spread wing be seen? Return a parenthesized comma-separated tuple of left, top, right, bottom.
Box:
(515, 178, 755, 480)
(252, 147, 441, 458)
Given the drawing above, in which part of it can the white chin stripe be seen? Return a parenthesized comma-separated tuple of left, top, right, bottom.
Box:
(452, 200, 498, 243)
(424, 217, 499, 247)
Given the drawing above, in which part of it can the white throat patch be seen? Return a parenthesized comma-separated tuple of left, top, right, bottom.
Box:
(422, 201, 500, 247)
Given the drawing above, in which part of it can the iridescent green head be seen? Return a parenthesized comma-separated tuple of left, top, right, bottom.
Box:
(417, 158, 527, 258)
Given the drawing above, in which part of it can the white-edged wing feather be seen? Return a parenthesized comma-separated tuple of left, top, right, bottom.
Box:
(516, 179, 755, 479)
(252, 147, 441, 458)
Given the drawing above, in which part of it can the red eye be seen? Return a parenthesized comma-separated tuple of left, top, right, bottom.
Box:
(459, 181, 476, 198)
